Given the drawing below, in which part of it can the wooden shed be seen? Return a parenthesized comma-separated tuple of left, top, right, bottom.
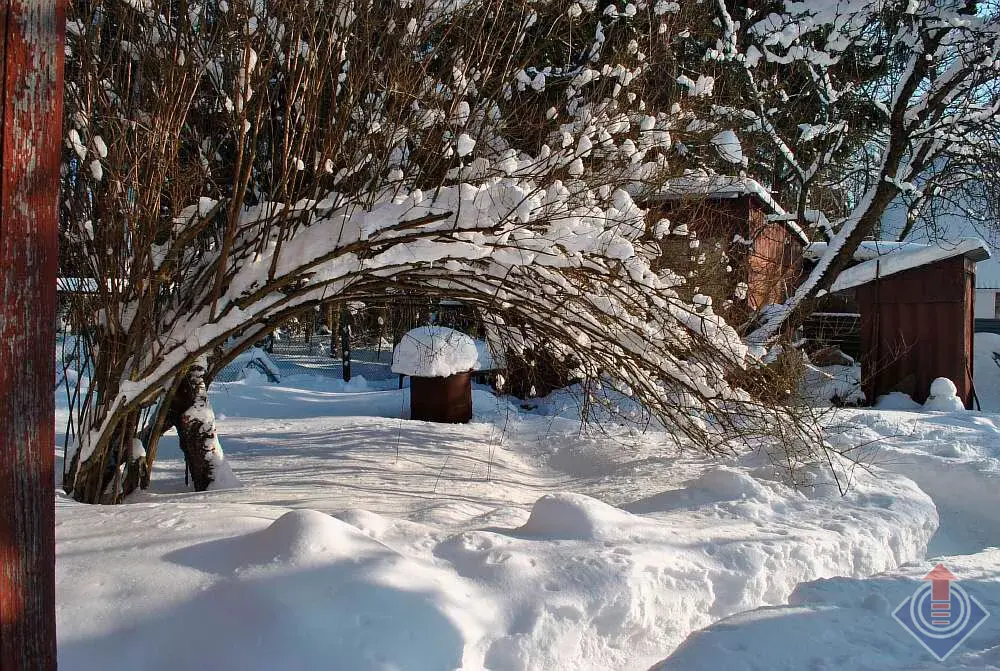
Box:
(824, 239, 990, 408)
(643, 177, 807, 326)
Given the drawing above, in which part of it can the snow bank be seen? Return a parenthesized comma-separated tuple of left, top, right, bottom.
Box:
(58, 464, 936, 671)
(654, 549, 1000, 671)
(391, 326, 479, 377)
(875, 391, 921, 410)
(653, 402, 1000, 670)
(518, 492, 637, 541)
(57, 382, 948, 671)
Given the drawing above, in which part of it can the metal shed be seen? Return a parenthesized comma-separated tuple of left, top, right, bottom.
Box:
(830, 240, 990, 408)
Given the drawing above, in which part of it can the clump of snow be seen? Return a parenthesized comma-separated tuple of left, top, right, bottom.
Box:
(711, 130, 744, 164)
(924, 377, 965, 412)
(930, 376, 957, 398)
(391, 326, 479, 377)
(456, 133, 476, 157)
(874, 391, 921, 410)
(342, 374, 370, 392)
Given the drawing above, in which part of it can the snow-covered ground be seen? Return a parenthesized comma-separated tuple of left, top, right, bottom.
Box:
(656, 407, 1000, 670)
(55, 369, 1000, 670)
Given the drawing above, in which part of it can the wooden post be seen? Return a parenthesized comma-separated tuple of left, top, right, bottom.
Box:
(0, 0, 64, 667)
(340, 304, 351, 382)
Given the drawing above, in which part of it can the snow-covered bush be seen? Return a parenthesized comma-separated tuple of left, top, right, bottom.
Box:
(60, 0, 782, 502)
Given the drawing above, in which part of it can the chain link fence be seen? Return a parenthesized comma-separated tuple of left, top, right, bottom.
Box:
(216, 298, 480, 384)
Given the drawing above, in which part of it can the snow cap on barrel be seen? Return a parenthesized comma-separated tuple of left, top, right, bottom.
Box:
(391, 326, 480, 378)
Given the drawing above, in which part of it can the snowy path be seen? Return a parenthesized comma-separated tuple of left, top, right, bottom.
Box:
(55, 379, 966, 670)
(653, 409, 1000, 670)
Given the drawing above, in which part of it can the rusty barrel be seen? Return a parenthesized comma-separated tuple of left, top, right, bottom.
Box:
(410, 372, 472, 423)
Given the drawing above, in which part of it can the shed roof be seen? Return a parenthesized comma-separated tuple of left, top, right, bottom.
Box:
(823, 238, 989, 293)
(645, 174, 809, 244)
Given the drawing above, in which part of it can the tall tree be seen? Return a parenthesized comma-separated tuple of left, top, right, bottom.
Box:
(693, 0, 1000, 341)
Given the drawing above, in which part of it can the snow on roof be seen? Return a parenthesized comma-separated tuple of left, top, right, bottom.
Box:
(879, 199, 1000, 289)
(391, 326, 480, 377)
(645, 174, 809, 244)
(828, 238, 990, 293)
(804, 240, 930, 262)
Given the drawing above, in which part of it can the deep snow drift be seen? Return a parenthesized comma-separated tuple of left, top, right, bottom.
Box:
(53, 372, 999, 670)
(654, 407, 1000, 670)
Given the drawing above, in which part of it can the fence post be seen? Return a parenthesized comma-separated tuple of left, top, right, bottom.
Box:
(340, 304, 351, 382)
(0, 0, 64, 667)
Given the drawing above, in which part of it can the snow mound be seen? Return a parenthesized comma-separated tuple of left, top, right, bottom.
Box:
(392, 326, 479, 377)
(624, 467, 777, 514)
(690, 466, 776, 503)
(518, 492, 637, 541)
(800, 364, 863, 406)
(184, 509, 377, 571)
(874, 391, 921, 410)
(924, 377, 964, 412)
(245, 510, 367, 564)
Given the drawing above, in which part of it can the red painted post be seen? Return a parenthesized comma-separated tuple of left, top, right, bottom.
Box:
(0, 0, 64, 666)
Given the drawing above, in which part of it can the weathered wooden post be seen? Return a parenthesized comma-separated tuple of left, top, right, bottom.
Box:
(340, 304, 351, 382)
(0, 0, 64, 667)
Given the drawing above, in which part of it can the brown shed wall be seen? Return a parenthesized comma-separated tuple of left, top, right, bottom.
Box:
(647, 194, 804, 321)
(748, 210, 804, 310)
(856, 256, 976, 407)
